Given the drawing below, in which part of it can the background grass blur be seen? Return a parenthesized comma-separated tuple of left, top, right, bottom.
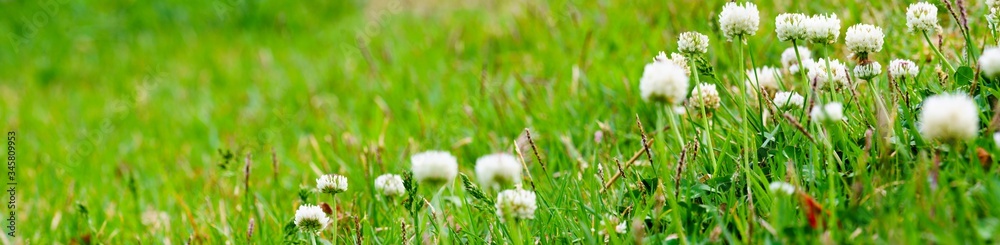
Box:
(2, 0, 999, 243)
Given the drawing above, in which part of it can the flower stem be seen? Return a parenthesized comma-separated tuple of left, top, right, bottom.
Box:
(922, 31, 956, 73)
(688, 57, 720, 176)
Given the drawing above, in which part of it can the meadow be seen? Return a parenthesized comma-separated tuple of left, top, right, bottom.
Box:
(2, 0, 1000, 244)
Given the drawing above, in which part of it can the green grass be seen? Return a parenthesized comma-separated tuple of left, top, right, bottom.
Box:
(3, 0, 1000, 243)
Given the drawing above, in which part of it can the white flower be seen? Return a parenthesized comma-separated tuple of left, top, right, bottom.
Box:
(745, 66, 782, 94)
(811, 102, 844, 122)
(678, 32, 709, 54)
(599, 216, 628, 235)
(141, 209, 170, 231)
(375, 174, 406, 197)
(316, 174, 348, 195)
(807, 58, 849, 89)
(640, 60, 690, 104)
(690, 83, 721, 110)
(475, 153, 523, 189)
(775, 13, 808, 41)
(294, 204, 330, 232)
(718, 2, 760, 41)
(888, 59, 920, 79)
(918, 93, 979, 142)
(994, 132, 1000, 149)
(845, 24, 884, 55)
(980, 47, 1000, 78)
(805, 14, 841, 44)
(906, 2, 938, 33)
(772, 91, 804, 109)
(411, 150, 459, 186)
(496, 188, 537, 222)
(853, 62, 882, 80)
(988, 7, 1000, 25)
(781, 47, 812, 74)
(654, 52, 691, 76)
(990, 0, 1000, 9)
(768, 182, 796, 195)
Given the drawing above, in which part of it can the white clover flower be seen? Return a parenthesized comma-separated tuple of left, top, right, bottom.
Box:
(690, 83, 721, 110)
(768, 182, 796, 195)
(599, 215, 627, 235)
(918, 93, 979, 142)
(845, 24, 884, 55)
(654, 52, 692, 76)
(988, 7, 1000, 25)
(772, 91, 804, 109)
(745, 66, 782, 95)
(807, 58, 849, 89)
(906, 2, 938, 33)
(316, 174, 348, 195)
(805, 14, 841, 44)
(411, 150, 459, 186)
(475, 153, 523, 189)
(979, 47, 1000, 78)
(640, 60, 690, 105)
(375, 174, 406, 197)
(776, 13, 808, 41)
(781, 46, 812, 74)
(294, 204, 330, 232)
(888, 59, 920, 79)
(994, 132, 1000, 149)
(718, 2, 760, 41)
(496, 188, 537, 222)
(678, 32, 709, 54)
(811, 102, 845, 122)
(853, 62, 882, 80)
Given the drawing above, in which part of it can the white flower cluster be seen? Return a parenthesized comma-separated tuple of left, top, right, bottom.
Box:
(805, 14, 841, 44)
(496, 188, 538, 222)
(654, 52, 692, 76)
(745, 66, 782, 94)
(888, 59, 919, 79)
(775, 13, 808, 41)
(678, 32, 709, 54)
(919, 93, 979, 142)
(853, 61, 882, 80)
(807, 58, 849, 89)
(844, 24, 884, 55)
(781, 47, 812, 74)
(689, 83, 721, 110)
(768, 182, 796, 195)
(811, 102, 844, 123)
(772, 91, 804, 109)
(411, 150, 459, 186)
(294, 204, 330, 233)
(475, 153, 523, 189)
(640, 59, 690, 105)
(375, 174, 406, 197)
(980, 47, 1000, 78)
(906, 2, 938, 33)
(988, 0, 1000, 24)
(718, 2, 760, 41)
(316, 174, 348, 195)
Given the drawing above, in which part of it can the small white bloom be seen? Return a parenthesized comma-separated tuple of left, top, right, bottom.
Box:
(411, 150, 459, 186)
(294, 204, 330, 232)
(475, 153, 523, 189)
(906, 2, 938, 33)
(678, 32, 709, 54)
(598, 215, 627, 235)
(807, 58, 849, 89)
(375, 174, 406, 197)
(781, 47, 811, 74)
(640, 60, 690, 104)
(918, 93, 980, 142)
(804, 14, 841, 44)
(616, 221, 628, 234)
(141, 209, 170, 231)
(768, 182, 796, 195)
(654, 52, 691, 76)
(776, 13, 809, 41)
(888, 59, 920, 79)
(811, 102, 845, 122)
(316, 174, 348, 195)
(994, 132, 1000, 149)
(718, 2, 760, 41)
(772, 91, 804, 109)
(979, 47, 1000, 78)
(988, 7, 1000, 25)
(689, 83, 721, 109)
(746, 66, 782, 95)
(853, 61, 882, 80)
(845, 24, 884, 55)
(496, 188, 537, 222)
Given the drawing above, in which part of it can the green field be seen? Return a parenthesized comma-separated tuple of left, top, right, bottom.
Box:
(3, 0, 1000, 243)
